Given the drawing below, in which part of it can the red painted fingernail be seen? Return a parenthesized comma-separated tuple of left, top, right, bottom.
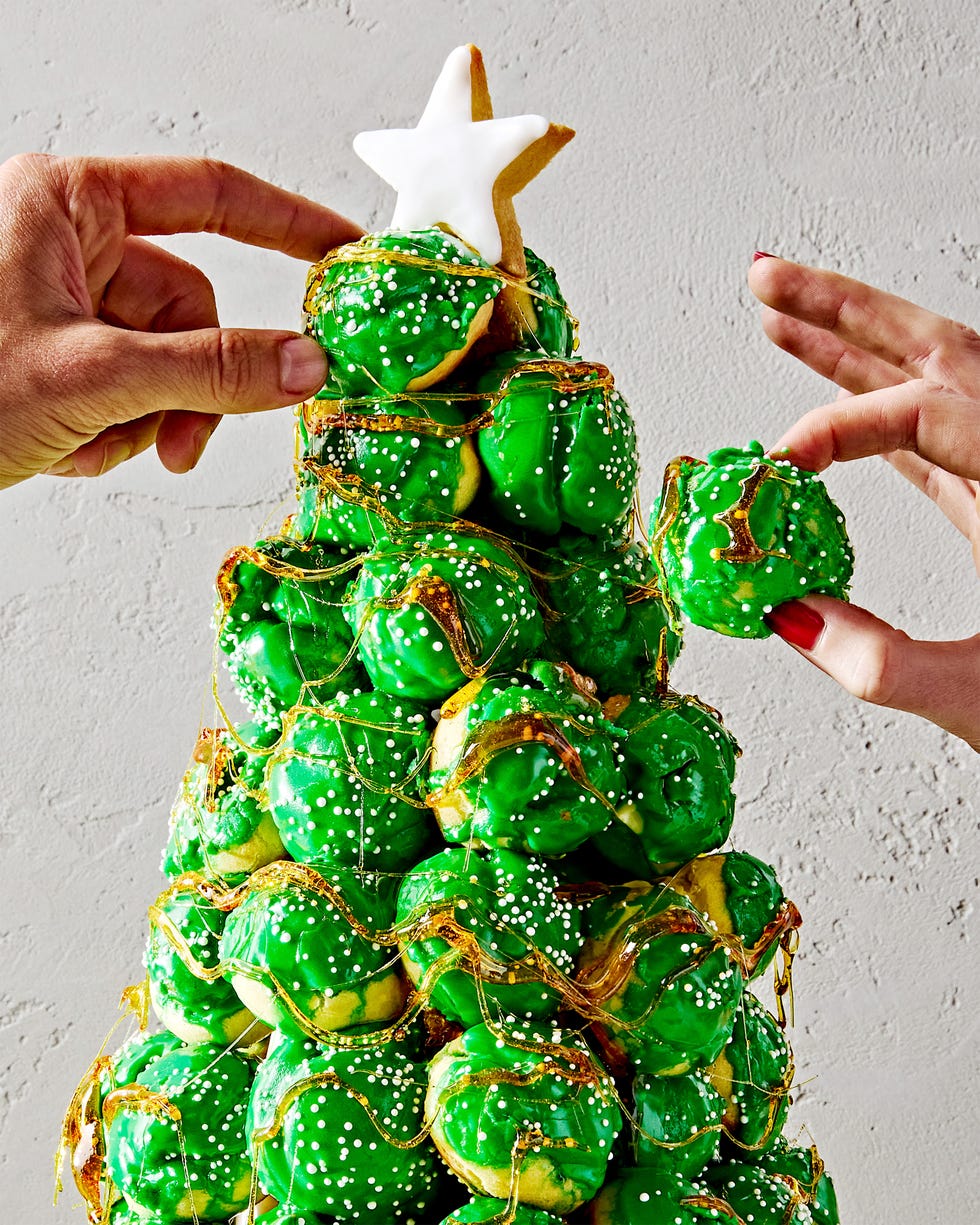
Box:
(765, 601, 824, 650)
(753, 250, 778, 262)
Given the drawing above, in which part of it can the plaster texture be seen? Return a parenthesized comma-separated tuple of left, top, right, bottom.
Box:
(2, 2, 977, 1221)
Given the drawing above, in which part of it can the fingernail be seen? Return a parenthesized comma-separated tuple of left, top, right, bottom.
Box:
(765, 601, 824, 650)
(94, 440, 133, 476)
(753, 250, 778, 262)
(280, 336, 327, 396)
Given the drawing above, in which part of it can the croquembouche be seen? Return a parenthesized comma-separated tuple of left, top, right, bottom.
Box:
(60, 45, 850, 1225)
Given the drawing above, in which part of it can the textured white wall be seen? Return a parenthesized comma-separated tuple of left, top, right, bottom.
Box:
(2, 2, 976, 1221)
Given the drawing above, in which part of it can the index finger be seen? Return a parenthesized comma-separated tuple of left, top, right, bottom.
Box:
(63, 155, 363, 261)
(749, 256, 955, 379)
(771, 379, 980, 480)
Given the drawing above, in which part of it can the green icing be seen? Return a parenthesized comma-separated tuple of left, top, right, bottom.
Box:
(247, 1030, 440, 1220)
(705, 993, 792, 1157)
(216, 536, 364, 727)
(103, 1031, 186, 1098)
(163, 723, 280, 881)
(536, 535, 680, 696)
(631, 1069, 724, 1179)
(105, 1043, 254, 1221)
(294, 393, 479, 548)
(218, 862, 403, 1035)
(593, 690, 738, 873)
(589, 1167, 735, 1224)
(255, 1209, 332, 1225)
(345, 528, 544, 701)
(476, 353, 638, 536)
(439, 1196, 564, 1224)
(427, 1021, 622, 1215)
(753, 1140, 840, 1224)
(652, 441, 853, 638)
(518, 247, 577, 359)
(145, 878, 257, 1045)
(579, 882, 744, 1076)
(428, 661, 623, 855)
(719, 852, 784, 950)
(306, 228, 503, 398)
(265, 690, 434, 871)
(705, 1163, 815, 1223)
(395, 845, 583, 1026)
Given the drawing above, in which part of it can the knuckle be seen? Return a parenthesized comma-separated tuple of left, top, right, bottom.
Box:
(207, 329, 254, 403)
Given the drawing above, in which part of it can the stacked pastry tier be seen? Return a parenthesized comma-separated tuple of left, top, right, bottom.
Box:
(61, 223, 842, 1225)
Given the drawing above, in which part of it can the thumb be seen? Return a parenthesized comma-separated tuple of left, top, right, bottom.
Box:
(765, 595, 980, 752)
(61, 322, 328, 421)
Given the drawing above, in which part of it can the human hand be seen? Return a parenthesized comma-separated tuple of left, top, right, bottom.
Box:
(748, 254, 980, 752)
(0, 154, 362, 487)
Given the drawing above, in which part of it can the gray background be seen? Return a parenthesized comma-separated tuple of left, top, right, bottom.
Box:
(2, 1, 977, 1221)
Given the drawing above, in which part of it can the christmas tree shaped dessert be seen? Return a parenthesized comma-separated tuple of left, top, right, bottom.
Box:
(60, 45, 843, 1225)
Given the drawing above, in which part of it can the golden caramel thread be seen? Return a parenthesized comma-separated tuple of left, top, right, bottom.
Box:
(270, 704, 431, 808)
(774, 916, 801, 1029)
(303, 240, 578, 335)
(253, 1068, 434, 1152)
(427, 708, 615, 819)
(713, 462, 782, 564)
(680, 1194, 747, 1221)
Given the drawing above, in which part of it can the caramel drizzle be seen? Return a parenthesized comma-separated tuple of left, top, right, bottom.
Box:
(56, 1056, 113, 1220)
(102, 1084, 181, 1130)
(426, 708, 615, 816)
(299, 357, 613, 443)
(574, 902, 723, 1010)
(252, 1068, 433, 1153)
(271, 704, 431, 808)
(712, 462, 782, 564)
(681, 1195, 747, 1221)
(303, 240, 577, 337)
(774, 912, 801, 1029)
(215, 543, 359, 615)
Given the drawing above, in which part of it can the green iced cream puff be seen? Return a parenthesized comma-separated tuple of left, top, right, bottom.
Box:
(248, 1030, 441, 1221)
(476, 354, 638, 537)
(395, 846, 583, 1026)
(439, 1197, 564, 1225)
(651, 441, 853, 638)
(254, 1209, 331, 1225)
(705, 1163, 815, 1223)
(219, 861, 406, 1037)
(428, 661, 623, 855)
(592, 690, 738, 875)
(631, 1069, 725, 1179)
(588, 1167, 737, 1224)
(105, 1042, 254, 1221)
(536, 535, 680, 696)
(265, 691, 434, 871)
(576, 881, 744, 1076)
(305, 228, 503, 398)
(754, 1140, 840, 1224)
(146, 874, 267, 1048)
(704, 993, 793, 1157)
(666, 852, 799, 984)
(61, 1029, 187, 1222)
(345, 528, 544, 701)
(426, 1021, 622, 1215)
(163, 724, 284, 881)
(513, 247, 578, 359)
(216, 536, 364, 727)
(294, 393, 481, 548)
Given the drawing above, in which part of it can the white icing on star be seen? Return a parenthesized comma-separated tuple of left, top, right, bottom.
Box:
(353, 45, 549, 266)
